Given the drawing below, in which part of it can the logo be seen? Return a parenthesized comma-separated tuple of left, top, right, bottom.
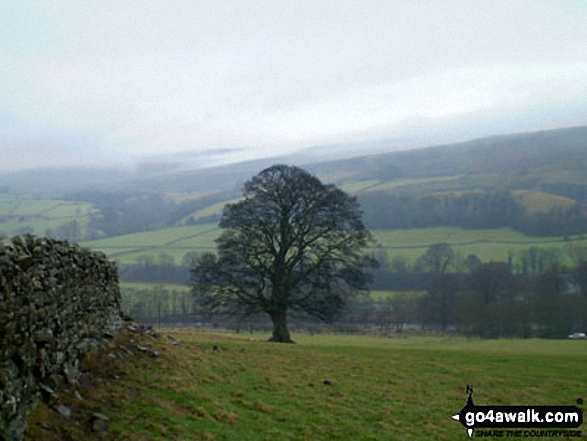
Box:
(451, 386, 583, 438)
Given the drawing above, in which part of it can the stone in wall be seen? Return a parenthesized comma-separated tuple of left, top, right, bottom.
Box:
(0, 235, 122, 441)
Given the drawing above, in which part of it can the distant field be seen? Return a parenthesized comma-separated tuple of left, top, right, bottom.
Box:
(82, 224, 219, 264)
(82, 224, 587, 266)
(512, 189, 577, 214)
(372, 227, 586, 265)
(0, 194, 95, 237)
(184, 197, 243, 222)
(27, 331, 587, 440)
(368, 290, 425, 302)
(339, 176, 467, 194)
(165, 190, 221, 203)
(7, 192, 580, 268)
(3, 185, 586, 269)
(120, 282, 190, 292)
(339, 179, 380, 193)
(367, 175, 463, 193)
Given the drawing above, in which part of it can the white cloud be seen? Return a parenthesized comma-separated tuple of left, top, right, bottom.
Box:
(1, 0, 587, 169)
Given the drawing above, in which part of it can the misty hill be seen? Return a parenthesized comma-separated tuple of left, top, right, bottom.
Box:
(114, 125, 587, 199)
(2, 125, 586, 197)
(308, 125, 587, 199)
(2, 125, 587, 239)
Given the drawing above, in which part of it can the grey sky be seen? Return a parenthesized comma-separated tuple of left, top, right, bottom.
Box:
(1, 0, 587, 170)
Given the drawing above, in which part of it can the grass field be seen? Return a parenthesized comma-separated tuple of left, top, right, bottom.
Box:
(120, 282, 191, 292)
(512, 190, 577, 214)
(82, 224, 220, 264)
(338, 176, 468, 194)
(368, 290, 425, 302)
(81, 223, 587, 266)
(27, 331, 587, 440)
(372, 227, 587, 266)
(184, 198, 243, 223)
(0, 194, 95, 237)
(3, 190, 585, 268)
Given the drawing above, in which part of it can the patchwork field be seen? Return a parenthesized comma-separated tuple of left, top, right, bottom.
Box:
(82, 223, 587, 267)
(83, 224, 220, 264)
(3, 189, 586, 270)
(0, 194, 95, 237)
(372, 227, 587, 265)
(26, 330, 587, 440)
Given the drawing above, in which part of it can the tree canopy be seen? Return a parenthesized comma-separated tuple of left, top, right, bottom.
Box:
(191, 165, 375, 342)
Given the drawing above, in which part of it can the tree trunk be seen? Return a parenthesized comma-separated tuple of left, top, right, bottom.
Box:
(268, 310, 294, 343)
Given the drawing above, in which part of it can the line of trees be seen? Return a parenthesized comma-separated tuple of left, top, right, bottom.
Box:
(116, 164, 587, 340)
(359, 190, 587, 237)
(121, 285, 195, 325)
(370, 243, 587, 276)
(418, 261, 587, 338)
(72, 190, 232, 238)
(123, 261, 587, 339)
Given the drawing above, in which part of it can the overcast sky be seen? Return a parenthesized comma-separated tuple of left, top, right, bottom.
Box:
(1, 0, 587, 170)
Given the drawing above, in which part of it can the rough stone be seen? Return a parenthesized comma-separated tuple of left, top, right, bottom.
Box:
(54, 404, 71, 418)
(0, 235, 122, 440)
(90, 412, 110, 433)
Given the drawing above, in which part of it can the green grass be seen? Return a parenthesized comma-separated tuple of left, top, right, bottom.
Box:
(27, 331, 587, 440)
(366, 175, 463, 193)
(373, 227, 557, 246)
(79, 224, 587, 266)
(0, 195, 96, 237)
(120, 282, 190, 292)
(84, 224, 218, 248)
(82, 224, 219, 264)
(4, 193, 585, 269)
(373, 227, 587, 266)
(339, 179, 380, 193)
(368, 290, 425, 301)
(187, 198, 243, 222)
(513, 190, 577, 214)
(339, 176, 466, 195)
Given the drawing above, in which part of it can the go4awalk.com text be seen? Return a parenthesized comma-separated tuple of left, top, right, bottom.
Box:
(451, 386, 583, 438)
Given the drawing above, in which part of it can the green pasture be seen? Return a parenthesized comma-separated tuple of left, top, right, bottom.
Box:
(368, 290, 425, 302)
(82, 224, 219, 264)
(372, 227, 587, 266)
(28, 331, 587, 440)
(187, 197, 243, 222)
(512, 190, 577, 214)
(84, 224, 218, 248)
(373, 227, 561, 246)
(80, 224, 587, 267)
(0, 195, 94, 217)
(339, 179, 380, 193)
(366, 175, 463, 193)
(0, 194, 95, 237)
(120, 282, 190, 292)
(3, 192, 586, 269)
(339, 175, 474, 195)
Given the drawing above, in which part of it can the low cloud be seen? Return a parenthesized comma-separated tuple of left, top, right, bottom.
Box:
(1, 1, 586, 169)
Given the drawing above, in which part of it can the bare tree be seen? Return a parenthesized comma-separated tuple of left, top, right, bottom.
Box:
(191, 165, 375, 342)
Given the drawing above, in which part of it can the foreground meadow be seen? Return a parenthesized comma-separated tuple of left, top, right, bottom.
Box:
(27, 330, 586, 441)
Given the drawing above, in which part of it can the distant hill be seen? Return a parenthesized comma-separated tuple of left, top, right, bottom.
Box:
(2, 125, 587, 197)
(306, 125, 587, 201)
(2, 125, 587, 239)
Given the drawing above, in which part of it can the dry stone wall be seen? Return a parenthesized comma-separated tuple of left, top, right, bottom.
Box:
(0, 235, 122, 441)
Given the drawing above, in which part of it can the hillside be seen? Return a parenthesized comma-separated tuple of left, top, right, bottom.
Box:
(2, 125, 587, 246)
(307, 125, 587, 198)
(82, 224, 587, 276)
(1, 125, 587, 196)
(25, 328, 587, 440)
